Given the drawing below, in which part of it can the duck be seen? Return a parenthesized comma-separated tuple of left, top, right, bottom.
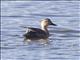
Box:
(23, 18, 57, 42)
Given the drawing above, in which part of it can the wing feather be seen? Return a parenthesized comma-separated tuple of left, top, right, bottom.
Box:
(24, 27, 47, 39)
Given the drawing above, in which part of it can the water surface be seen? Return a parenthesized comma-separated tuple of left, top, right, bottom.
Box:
(1, 1, 80, 60)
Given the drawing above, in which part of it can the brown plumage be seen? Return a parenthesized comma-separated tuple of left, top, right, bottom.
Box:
(23, 18, 57, 40)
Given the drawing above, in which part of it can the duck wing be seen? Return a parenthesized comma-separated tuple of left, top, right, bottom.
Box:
(24, 27, 47, 39)
(28, 27, 45, 33)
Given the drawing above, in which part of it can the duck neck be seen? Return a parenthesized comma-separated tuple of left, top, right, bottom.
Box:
(41, 26, 49, 37)
(41, 26, 49, 34)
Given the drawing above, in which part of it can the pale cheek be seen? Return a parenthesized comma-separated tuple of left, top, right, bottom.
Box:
(41, 21, 49, 26)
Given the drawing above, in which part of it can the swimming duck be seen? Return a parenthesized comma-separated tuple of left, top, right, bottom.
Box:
(23, 18, 57, 41)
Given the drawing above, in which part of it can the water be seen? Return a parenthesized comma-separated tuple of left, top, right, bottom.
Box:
(1, 1, 80, 60)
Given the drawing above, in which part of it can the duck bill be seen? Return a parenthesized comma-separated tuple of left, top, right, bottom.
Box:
(51, 23, 57, 26)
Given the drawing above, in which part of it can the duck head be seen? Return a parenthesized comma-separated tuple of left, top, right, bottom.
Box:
(41, 18, 57, 27)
